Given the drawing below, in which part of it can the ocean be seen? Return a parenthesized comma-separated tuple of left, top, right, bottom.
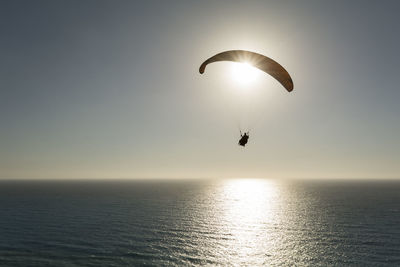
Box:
(0, 179, 399, 266)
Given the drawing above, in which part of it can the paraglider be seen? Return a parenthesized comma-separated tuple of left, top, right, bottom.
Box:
(199, 50, 293, 147)
(199, 50, 293, 92)
(238, 131, 249, 147)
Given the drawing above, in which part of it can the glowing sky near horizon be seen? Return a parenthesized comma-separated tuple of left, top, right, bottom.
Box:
(0, 0, 399, 179)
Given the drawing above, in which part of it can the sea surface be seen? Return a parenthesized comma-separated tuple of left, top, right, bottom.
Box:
(0, 179, 399, 266)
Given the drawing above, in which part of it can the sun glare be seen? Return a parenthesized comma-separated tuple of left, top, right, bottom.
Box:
(230, 62, 260, 86)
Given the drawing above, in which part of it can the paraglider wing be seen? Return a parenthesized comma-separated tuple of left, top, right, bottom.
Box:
(199, 50, 293, 92)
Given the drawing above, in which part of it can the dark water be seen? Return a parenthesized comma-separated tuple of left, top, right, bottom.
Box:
(0, 179, 399, 266)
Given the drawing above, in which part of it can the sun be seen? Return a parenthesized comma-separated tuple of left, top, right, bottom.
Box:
(230, 62, 260, 86)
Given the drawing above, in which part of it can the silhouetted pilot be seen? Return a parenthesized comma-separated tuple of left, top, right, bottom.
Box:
(238, 132, 249, 147)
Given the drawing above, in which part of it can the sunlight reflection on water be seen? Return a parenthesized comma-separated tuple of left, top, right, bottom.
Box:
(212, 179, 284, 265)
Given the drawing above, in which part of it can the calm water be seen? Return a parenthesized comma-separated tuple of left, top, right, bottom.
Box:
(0, 179, 399, 266)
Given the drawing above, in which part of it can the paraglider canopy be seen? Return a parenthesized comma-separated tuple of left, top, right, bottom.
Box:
(199, 50, 293, 92)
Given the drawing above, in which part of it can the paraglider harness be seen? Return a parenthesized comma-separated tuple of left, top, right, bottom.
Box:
(238, 130, 249, 147)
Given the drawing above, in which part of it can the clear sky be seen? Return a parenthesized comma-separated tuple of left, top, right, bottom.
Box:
(1, 0, 399, 179)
